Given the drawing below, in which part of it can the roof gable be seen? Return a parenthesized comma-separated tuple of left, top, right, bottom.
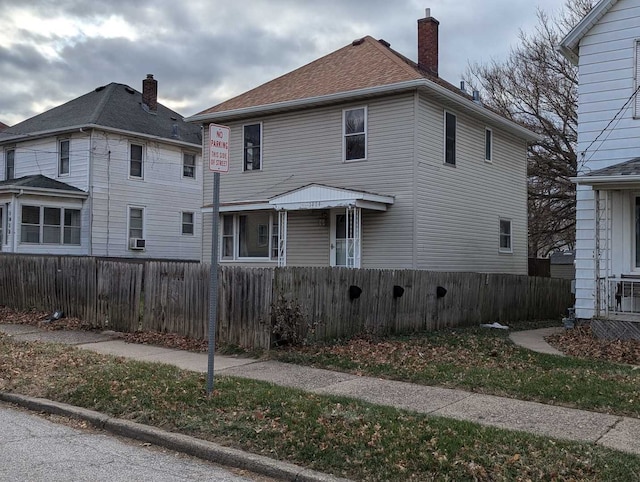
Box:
(559, 0, 618, 63)
(0, 83, 201, 146)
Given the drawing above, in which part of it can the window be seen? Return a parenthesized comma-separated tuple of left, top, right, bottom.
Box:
(20, 205, 80, 245)
(243, 124, 261, 170)
(129, 143, 143, 178)
(59, 139, 70, 175)
(499, 219, 512, 252)
(5, 148, 14, 180)
(445, 111, 456, 165)
(182, 212, 194, 235)
(183, 152, 196, 178)
(221, 212, 278, 260)
(43, 207, 61, 243)
(129, 207, 144, 239)
(64, 209, 81, 244)
(344, 107, 366, 161)
(0, 207, 3, 248)
(485, 128, 493, 162)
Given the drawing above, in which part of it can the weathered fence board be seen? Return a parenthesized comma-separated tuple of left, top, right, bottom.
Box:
(0, 255, 573, 349)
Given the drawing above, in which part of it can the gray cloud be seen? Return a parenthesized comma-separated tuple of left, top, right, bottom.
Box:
(1, 0, 563, 126)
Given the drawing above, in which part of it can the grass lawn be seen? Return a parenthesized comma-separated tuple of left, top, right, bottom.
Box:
(2, 333, 640, 481)
(270, 321, 640, 419)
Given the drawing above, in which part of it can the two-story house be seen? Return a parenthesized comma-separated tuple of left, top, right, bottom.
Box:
(560, 0, 640, 335)
(0, 75, 203, 260)
(188, 11, 537, 272)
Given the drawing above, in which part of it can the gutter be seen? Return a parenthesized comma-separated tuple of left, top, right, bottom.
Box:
(0, 124, 201, 149)
(0, 186, 89, 199)
(186, 79, 539, 141)
(570, 174, 640, 185)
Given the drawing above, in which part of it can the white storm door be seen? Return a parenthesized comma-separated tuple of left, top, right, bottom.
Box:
(330, 207, 361, 268)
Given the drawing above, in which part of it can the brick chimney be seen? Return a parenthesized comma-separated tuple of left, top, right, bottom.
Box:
(417, 8, 439, 77)
(142, 74, 158, 112)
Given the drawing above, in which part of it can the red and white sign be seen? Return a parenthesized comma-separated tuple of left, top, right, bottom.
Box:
(209, 123, 230, 173)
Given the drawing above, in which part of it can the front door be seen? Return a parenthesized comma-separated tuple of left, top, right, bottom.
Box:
(330, 208, 361, 268)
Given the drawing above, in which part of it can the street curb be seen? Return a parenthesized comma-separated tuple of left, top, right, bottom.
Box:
(0, 392, 351, 482)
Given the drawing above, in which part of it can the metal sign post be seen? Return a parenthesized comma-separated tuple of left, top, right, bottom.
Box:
(207, 123, 230, 395)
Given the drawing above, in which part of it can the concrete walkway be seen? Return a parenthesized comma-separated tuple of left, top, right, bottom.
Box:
(1, 322, 639, 472)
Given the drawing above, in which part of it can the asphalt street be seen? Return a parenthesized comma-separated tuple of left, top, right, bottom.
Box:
(0, 403, 269, 482)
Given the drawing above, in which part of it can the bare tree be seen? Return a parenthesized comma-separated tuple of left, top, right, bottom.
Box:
(466, 0, 594, 258)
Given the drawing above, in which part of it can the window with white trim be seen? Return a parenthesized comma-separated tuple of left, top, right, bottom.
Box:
(444, 111, 456, 165)
(183, 152, 196, 178)
(243, 124, 261, 170)
(5, 148, 14, 180)
(221, 212, 278, 260)
(20, 205, 81, 245)
(485, 128, 493, 162)
(181, 211, 194, 235)
(344, 107, 367, 161)
(59, 139, 70, 175)
(499, 219, 512, 253)
(129, 143, 143, 178)
(128, 207, 144, 239)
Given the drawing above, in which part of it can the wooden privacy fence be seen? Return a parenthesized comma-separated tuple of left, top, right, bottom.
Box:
(0, 255, 573, 349)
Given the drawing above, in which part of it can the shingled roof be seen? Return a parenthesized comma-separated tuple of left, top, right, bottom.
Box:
(0, 121, 8, 131)
(0, 175, 87, 196)
(188, 34, 536, 141)
(0, 79, 201, 146)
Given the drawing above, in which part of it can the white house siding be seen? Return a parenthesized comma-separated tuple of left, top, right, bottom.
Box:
(89, 131, 202, 260)
(573, 0, 640, 319)
(1, 134, 91, 189)
(202, 93, 416, 268)
(414, 95, 528, 274)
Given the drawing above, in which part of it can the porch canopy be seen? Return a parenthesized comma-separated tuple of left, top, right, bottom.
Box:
(572, 157, 640, 189)
(268, 183, 394, 211)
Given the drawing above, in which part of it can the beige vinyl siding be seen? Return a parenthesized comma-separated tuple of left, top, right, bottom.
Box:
(414, 94, 527, 274)
(203, 93, 416, 267)
(286, 211, 329, 266)
(90, 130, 202, 260)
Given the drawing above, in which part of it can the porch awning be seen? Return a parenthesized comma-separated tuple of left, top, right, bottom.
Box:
(572, 158, 640, 188)
(0, 174, 88, 199)
(268, 183, 394, 211)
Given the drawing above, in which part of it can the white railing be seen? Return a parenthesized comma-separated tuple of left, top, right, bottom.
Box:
(606, 277, 640, 315)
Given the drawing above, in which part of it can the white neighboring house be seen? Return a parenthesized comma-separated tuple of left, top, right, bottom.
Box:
(188, 11, 537, 273)
(560, 0, 640, 333)
(0, 75, 202, 260)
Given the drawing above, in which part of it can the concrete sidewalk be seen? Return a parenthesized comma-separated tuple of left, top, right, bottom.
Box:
(1, 322, 639, 462)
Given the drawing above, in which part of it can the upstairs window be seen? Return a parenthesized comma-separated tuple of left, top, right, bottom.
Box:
(243, 124, 261, 171)
(444, 111, 456, 165)
(59, 139, 70, 175)
(5, 148, 14, 180)
(129, 143, 143, 178)
(485, 128, 493, 162)
(183, 152, 196, 178)
(499, 219, 512, 253)
(344, 107, 367, 161)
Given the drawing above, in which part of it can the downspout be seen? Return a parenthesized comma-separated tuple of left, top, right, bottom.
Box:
(412, 91, 419, 269)
(594, 189, 601, 317)
(106, 149, 111, 257)
(87, 128, 94, 256)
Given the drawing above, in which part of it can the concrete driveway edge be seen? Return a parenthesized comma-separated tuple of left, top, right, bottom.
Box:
(0, 392, 351, 482)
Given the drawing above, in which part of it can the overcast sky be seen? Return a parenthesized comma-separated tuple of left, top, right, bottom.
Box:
(1, 0, 567, 126)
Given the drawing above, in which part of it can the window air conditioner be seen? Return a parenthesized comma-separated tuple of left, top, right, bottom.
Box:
(129, 238, 146, 250)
